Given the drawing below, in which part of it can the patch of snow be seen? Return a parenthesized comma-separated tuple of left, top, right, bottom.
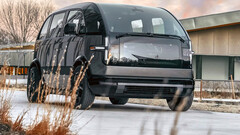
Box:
(5, 79, 27, 85)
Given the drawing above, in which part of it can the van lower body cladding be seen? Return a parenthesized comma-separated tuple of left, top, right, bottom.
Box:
(89, 66, 194, 99)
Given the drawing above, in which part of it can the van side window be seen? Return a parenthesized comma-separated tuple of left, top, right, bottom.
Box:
(152, 18, 165, 34)
(131, 20, 143, 32)
(49, 13, 65, 38)
(67, 11, 80, 22)
(85, 6, 104, 34)
(38, 17, 51, 40)
(66, 10, 84, 34)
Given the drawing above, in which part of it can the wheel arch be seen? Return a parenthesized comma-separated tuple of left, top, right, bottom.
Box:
(29, 58, 42, 76)
(72, 55, 88, 70)
(72, 55, 95, 92)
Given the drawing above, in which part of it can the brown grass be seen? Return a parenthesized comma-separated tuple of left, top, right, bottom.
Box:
(26, 109, 51, 135)
(0, 63, 26, 134)
(0, 53, 94, 134)
(12, 111, 27, 132)
(25, 54, 94, 135)
(194, 91, 240, 99)
(0, 97, 12, 126)
(0, 63, 12, 126)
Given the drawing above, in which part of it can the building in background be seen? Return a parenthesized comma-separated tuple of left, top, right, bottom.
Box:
(0, 43, 34, 78)
(180, 10, 240, 81)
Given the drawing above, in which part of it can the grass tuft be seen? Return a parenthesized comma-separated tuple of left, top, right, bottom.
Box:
(26, 110, 51, 135)
(26, 54, 94, 135)
(0, 62, 26, 134)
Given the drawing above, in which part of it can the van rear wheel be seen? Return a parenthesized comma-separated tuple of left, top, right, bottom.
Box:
(109, 97, 129, 105)
(27, 67, 45, 103)
(73, 66, 95, 110)
(166, 91, 194, 111)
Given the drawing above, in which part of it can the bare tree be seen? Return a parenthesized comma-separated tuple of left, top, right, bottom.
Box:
(0, 29, 13, 45)
(33, 0, 55, 32)
(0, 0, 55, 44)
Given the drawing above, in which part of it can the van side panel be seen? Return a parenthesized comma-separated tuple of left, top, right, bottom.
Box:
(84, 35, 104, 74)
(65, 36, 85, 67)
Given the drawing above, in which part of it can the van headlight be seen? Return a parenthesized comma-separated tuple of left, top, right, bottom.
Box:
(183, 41, 194, 64)
(183, 49, 192, 57)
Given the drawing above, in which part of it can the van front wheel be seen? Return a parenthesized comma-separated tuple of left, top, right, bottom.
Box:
(73, 66, 95, 110)
(166, 91, 194, 111)
(109, 97, 129, 105)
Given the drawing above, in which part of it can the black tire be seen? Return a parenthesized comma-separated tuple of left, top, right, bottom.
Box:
(167, 91, 194, 111)
(27, 67, 45, 103)
(73, 66, 95, 110)
(109, 97, 129, 105)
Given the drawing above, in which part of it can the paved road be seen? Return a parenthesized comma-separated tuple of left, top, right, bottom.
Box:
(9, 91, 240, 135)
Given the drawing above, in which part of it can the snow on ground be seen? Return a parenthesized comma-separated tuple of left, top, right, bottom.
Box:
(5, 90, 240, 135)
(5, 79, 27, 85)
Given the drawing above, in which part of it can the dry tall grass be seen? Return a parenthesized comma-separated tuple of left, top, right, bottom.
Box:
(0, 63, 26, 134)
(25, 54, 94, 135)
(0, 53, 94, 134)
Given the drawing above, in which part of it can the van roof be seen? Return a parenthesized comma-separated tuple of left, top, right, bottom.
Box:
(53, 2, 159, 14)
(53, 2, 95, 13)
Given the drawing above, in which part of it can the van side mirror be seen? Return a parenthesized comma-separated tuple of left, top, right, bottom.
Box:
(64, 23, 77, 35)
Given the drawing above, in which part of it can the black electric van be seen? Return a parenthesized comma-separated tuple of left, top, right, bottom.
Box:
(27, 2, 195, 111)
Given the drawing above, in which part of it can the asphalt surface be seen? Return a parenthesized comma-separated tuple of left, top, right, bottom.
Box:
(9, 91, 240, 135)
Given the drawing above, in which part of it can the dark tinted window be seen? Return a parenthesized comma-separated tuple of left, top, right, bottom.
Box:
(66, 10, 84, 34)
(49, 13, 65, 38)
(84, 6, 104, 34)
(38, 17, 51, 40)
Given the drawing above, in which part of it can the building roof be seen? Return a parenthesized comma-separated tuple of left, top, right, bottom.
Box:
(0, 42, 35, 50)
(180, 10, 240, 32)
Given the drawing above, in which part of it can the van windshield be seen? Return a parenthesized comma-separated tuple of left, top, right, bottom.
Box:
(98, 4, 188, 40)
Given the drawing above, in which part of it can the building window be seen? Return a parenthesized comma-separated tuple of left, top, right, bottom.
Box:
(235, 57, 240, 81)
(202, 56, 229, 80)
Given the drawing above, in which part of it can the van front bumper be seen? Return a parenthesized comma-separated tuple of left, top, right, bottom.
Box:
(90, 66, 194, 98)
(91, 66, 193, 79)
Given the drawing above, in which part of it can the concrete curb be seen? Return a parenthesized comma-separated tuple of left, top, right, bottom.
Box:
(194, 98, 240, 105)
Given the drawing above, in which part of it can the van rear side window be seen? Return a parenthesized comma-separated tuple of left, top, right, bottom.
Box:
(65, 10, 83, 34)
(49, 13, 65, 38)
(38, 17, 51, 39)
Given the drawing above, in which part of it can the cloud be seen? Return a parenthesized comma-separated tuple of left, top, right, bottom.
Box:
(159, 0, 240, 19)
(53, 0, 240, 19)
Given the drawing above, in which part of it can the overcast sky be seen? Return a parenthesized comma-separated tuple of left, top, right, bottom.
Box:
(53, 0, 240, 19)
